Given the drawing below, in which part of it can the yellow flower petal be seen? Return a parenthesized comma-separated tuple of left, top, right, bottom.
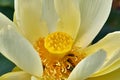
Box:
(42, 0, 58, 33)
(0, 71, 31, 80)
(31, 76, 38, 80)
(87, 68, 120, 80)
(85, 32, 120, 77)
(0, 26, 43, 77)
(102, 49, 120, 68)
(54, 0, 80, 39)
(94, 49, 120, 76)
(68, 49, 106, 80)
(92, 58, 120, 77)
(14, 0, 48, 43)
(85, 31, 120, 57)
(75, 0, 112, 48)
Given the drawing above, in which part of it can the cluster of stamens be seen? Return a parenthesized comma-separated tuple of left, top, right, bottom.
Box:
(34, 32, 86, 80)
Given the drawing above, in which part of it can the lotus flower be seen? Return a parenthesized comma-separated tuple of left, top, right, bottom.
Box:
(0, 0, 120, 80)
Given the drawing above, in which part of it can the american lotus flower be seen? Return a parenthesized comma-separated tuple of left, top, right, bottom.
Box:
(0, 0, 120, 80)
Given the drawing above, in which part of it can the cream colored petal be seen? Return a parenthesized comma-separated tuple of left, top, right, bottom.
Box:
(42, 0, 58, 33)
(54, 0, 80, 39)
(75, 0, 112, 48)
(0, 13, 15, 29)
(31, 76, 45, 80)
(15, 0, 48, 43)
(85, 32, 120, 77)
(102, 49, 120, 68)
(0, 71, 31, 80)
(68, 49, 106, 80)
(85, 31, 120, 58)
(0, 26, 43, 77)
(31, 76, 38, 80)
(93, 49, 120, 76)
(92, 58, 120, 77)
(87, 68, 120, 80)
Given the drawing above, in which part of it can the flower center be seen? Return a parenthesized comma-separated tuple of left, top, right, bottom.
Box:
(34, 32, 86, 80)
(44, 32, 73, 55)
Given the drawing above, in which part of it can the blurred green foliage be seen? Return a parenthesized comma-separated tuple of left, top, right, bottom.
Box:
(0, 0, 15, 76)
(0, 0, 120, 76)
(107, 9, 120, 27)
(0, 54, 15, 75)
(0, 0, 14, 8)
(0, 0, 14, 20)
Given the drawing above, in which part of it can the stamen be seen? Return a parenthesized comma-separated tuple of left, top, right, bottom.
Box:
(34, 37, 86, 80)
(44, 32, 73, 54)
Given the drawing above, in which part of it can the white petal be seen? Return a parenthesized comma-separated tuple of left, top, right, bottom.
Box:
(41, 0, 58, 33)
(75, 0, 112, 48)
(85, 32, 120, 77)
(103, 49, 120, 68)
(0, 71, 31, 80)
(68, 49, 106, 80)
(31, 76, 38, 80)
(15, 0, 48, 43)
(54, 0, 80, 39)
(0, 26, 43, 77)
(92, 57, 120, 77)
(87, 68, 120, 80)
(85, 31, 120, 59)
(0, 13, 15, 29)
